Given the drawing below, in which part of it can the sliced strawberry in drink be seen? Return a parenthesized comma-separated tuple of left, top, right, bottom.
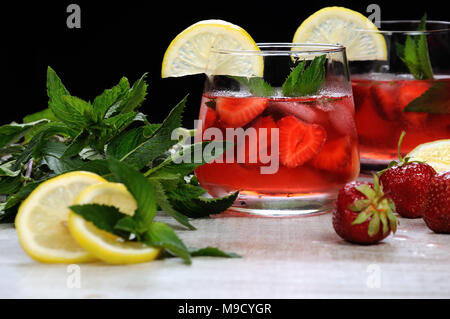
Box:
(371, 83, 401, 120)
(355, 90, 398, 145)
(326, 97, 357, 138)
(398, 81, 431, 106)
(269, 101, 329, 126)
(311, 136, 352, 171)
(238, 116, 278, 164)
(277, 115, 327, 168)
(215, 96, 269, 128)
(398, 81, 431, 127)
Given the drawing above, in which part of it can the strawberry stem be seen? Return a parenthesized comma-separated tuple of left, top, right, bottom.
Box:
(397, 131, 406, 162)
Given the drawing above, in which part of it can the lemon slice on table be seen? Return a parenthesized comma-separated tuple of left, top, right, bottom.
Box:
(292, 7, 387, 61)
(162, 19, 263, 77)
(407, 139, 450, 173)
(68, 182, 161, 265)
(15, 171, 106, 263)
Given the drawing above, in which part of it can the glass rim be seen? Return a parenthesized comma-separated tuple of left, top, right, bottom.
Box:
(209, 43, 345, 56)
(355, 20, 450, 35)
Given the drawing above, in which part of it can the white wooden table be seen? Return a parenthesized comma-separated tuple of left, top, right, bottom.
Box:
(1, 211, 449, 299)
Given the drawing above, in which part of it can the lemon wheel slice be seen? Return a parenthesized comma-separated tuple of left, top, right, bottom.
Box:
(407, 139, 450, 173)
(293, 7, 387, 61)
(68, 183, 161, 265)
(15, 171, 107, 263)
(162, 19, 263, 77)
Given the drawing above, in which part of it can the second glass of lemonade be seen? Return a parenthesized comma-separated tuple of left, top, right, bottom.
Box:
(195, 44, 359, 216)
(351, 20, 450, 168)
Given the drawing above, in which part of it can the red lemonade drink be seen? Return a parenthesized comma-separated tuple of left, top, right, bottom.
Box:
(352, 74, 450, 161)
(193, 43, 358, 216)
(195, 94, 359, 195)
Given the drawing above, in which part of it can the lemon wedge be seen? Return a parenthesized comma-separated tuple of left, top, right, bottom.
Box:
(407, 139, 450, 173)
(293, 7, 387, 61)
(68, 182, 161, 264)
(15, 171, 106, 263)
(161, 19, 263, 77)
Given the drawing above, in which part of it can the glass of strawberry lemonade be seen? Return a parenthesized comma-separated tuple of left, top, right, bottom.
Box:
(195, 43, 360, 216)
(351, 20, 450, 169)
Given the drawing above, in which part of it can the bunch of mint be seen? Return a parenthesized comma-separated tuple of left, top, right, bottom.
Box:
(0, 67, 239, 263)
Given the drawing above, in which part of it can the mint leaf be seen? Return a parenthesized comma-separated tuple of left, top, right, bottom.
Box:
(104, 73, 148, 118)
(170, 191, 239, 218)
(69, 204, 131, 239)
(0, 161, 21, 177)
(92, 77, 130, 120)
(106, 126, 148, 160)
(120, 95, 186, 170)
(231, 76, 274, 97)
(46, 66, 70, 105)
(0, 119, 49, 149)
(153, 180, 196, 230)
(396, 14, 433, 80)
(143, 222, 191, 264)
(281, 55, 326, 96)
(107, 159, 158, 234)
(23, 108, 58, 124)
(145, 141, 232, 180)
(0, 176, 22, 194)
(13, 122, 75, 170)
(189, 247, 241, 258)
(120, 73, 148, 114)
(403, 82, 450, 114)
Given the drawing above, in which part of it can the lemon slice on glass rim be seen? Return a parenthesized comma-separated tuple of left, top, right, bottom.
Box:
(407, 139, 450, 173)
(292, 7, 388, 61)
(68, 182, 161, 265)
(161, 19, 263, 77)
(15, 171, 106, 263)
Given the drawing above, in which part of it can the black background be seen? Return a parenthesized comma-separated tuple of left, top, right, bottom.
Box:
(4, 1, 448, 127)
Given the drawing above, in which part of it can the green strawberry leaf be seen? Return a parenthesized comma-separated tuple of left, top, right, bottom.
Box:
(368, 213, 381, 237)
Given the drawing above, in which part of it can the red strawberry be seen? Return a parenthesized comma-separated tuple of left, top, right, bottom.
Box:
(423, 171, 450, 233)
(215, 96, 269, 128)
(379, 132, 437, 218)
(238, 116, 277, 164)
(311, 136, 352, 171)
(333, 176, 398, 245)
(277, 115, 326, 168)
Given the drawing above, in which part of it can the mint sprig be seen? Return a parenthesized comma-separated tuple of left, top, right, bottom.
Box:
(0, 67, 240, 263)
(281, 54, 327, 97)
(396, 14, 434, 80)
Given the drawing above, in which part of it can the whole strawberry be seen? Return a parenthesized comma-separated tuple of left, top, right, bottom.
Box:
(379, 132, 436, 218)
(423, 171, 450, 233)
(333, 175, 398, 244)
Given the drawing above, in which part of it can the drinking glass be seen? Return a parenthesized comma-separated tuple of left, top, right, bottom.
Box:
(350, 20, 450, 170)
(194, 43, 359, 216)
